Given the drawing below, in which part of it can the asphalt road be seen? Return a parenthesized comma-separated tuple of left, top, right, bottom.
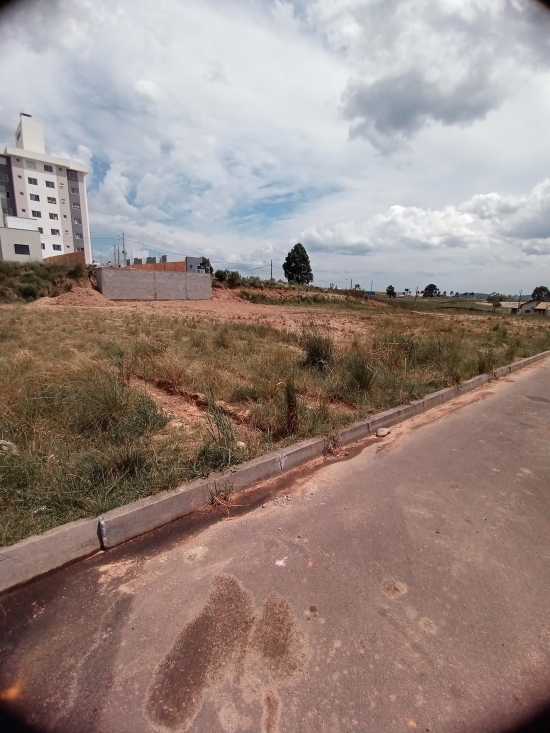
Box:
(1, 360, 550, 733)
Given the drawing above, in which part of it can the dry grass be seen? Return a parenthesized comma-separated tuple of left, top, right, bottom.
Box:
(0, 301, 549, 546)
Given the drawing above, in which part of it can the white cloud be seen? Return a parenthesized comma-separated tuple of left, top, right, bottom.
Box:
(307, 0, 550, 152)
(299, 179, 550, 281)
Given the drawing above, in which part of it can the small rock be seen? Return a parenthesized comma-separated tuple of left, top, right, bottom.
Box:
(262, 503, 267, 508)
(236, 441, 246, 449)
(0, 440, 19, 456)
(376, 428, 391, 438)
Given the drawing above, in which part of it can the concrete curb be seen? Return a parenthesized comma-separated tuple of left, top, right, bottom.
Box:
(2, 349, 549, 593)
(99, 479, 212, 550)
(0, 518, 101, 593)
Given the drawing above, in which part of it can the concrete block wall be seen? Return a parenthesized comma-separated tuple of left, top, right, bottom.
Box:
(95, 268, 212, 300)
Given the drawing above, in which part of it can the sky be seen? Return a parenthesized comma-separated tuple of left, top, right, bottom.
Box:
(1, 0, 550, 293)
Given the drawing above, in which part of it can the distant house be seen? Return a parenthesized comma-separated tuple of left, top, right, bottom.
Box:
(516, 300, 549, 316)
(185, 256, 205, 273)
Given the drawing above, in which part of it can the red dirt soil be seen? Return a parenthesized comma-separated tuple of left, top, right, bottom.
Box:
(31, 288, 112, 308)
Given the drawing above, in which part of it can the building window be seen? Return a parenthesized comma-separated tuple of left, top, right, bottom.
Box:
(53, 244, 62, 251)
(75, 232, 83, 239)
(1, 207, 13, 215)
(44, 164, 53, 173)
(72, 202, 80, 209)
(61, 199, 66, 204)
(67, 170, 78, 181)
(14, 244, 31, 255)
(63, 214, 67, 218)
(38, 227, 43, 233)
(32, 210, 41, 218)
(70, 187, 79, 195)
(28, 177, 38, 185)
(60, 182, 64, 188)
(41, 243, 45, 250)
(21, 208, 26, 212)
(65, 230, 69, 234)
(47, 196, 56, 204)
(49, 213, 58, 220)
(51, 229, 60, 236)
(0, 191, 10, 199)
(18, 175, 22, 179)
(0, 156, 6, 165)
(0, 174, 8, 182)
(58, 167, 63, 171)
(45, 181, 55, 189)
(73, 217, 82, 224)
(26, 161, 36, 170)
(30, 193, 40, 201)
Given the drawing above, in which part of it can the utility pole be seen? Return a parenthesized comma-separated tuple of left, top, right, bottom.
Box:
(350, 278, 353, 290)
(118, 233, 127, 266)
(270, 260, 273, 280)
(414, 287, 418, 306)
(517, 289, 522, 314)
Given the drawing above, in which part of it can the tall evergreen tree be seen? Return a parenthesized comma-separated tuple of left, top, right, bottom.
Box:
(283, 243, 313, 285)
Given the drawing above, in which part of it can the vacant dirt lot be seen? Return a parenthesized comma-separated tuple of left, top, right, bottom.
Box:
(28, 284, 515, 342)
(1, 284, 548, 547)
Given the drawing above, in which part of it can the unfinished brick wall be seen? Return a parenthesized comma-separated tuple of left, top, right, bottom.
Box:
(129, 261, 187, 272)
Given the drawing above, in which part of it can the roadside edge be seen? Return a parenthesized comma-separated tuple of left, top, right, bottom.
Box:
(1, 349, 549, 593)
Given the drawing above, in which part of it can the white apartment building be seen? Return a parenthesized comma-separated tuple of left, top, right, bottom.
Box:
(0, 114, 91, 263)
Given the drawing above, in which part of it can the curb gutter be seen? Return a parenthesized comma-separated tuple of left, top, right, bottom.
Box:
(1, 349, 549, 593)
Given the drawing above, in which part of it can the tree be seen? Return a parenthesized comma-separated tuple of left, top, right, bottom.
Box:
(200, 257, 213, 274)
(386, 285, 396, 298)
(532, 285, 550, 300)
(214, 269, 228, 282)
(487, 292, 506, 311)
(283, 243, 313, 285)
(422, 283, 439, 298)
(226, 270, 241, 288)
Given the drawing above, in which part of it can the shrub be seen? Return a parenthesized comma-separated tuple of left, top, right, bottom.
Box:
(195, 399, 237, 473)
(285, 378, 299, 434)
(346, 352, 375, 392)
(68, 262, 86, 279)
(215, 269, 228, 282)
(19, 283, 38, 300)
(226, 270, 241, 288)
(302, 331, 333, 370)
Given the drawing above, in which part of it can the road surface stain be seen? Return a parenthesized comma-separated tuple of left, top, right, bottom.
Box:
(146, 574, 306, 732)
(263, 690, 280, 733)
(381, 578, 408, 599)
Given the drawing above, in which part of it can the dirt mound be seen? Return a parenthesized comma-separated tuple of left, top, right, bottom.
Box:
(211, 287, 240, 301)
(32, 287, 112, 308)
